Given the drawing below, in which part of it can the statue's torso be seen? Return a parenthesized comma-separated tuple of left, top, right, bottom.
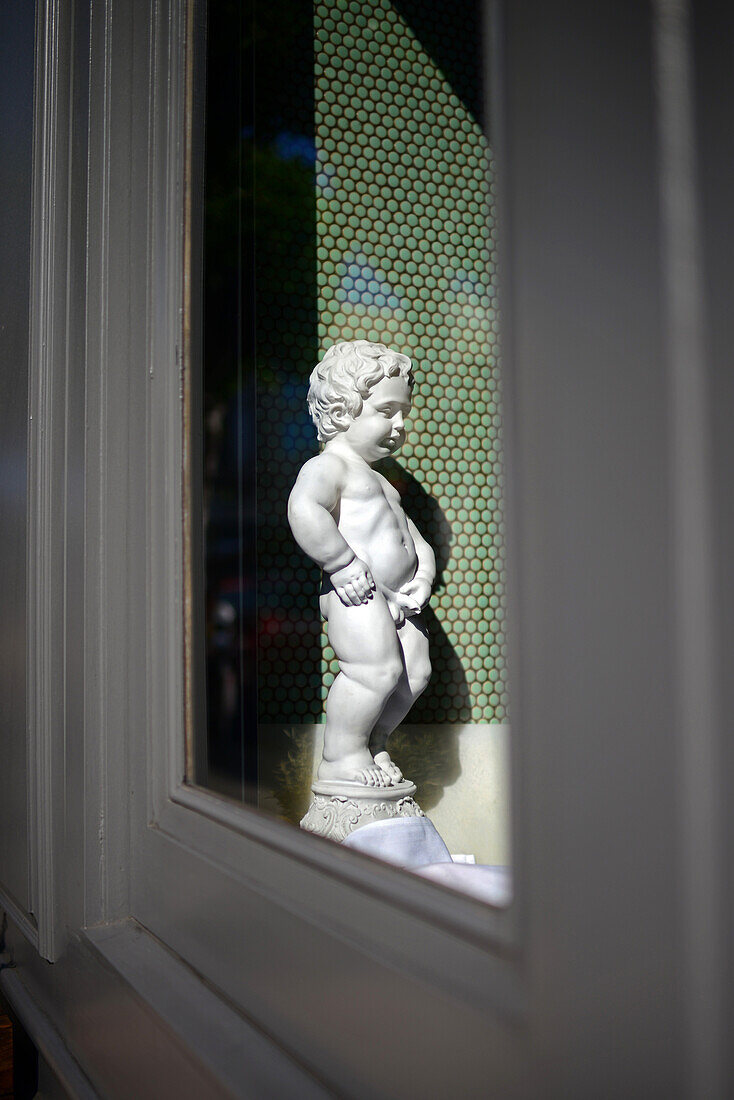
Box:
(332, 464, 418, 592)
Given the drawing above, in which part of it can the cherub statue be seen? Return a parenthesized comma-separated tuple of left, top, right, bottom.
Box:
(288, 340, 435, 789)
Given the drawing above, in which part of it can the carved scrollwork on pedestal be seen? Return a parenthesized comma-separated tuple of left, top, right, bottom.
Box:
(300, 793, 424, 842)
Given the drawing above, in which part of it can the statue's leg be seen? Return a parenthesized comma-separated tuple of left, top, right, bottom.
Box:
(318, 589, 404, 787)
(370, 614, 431, 781)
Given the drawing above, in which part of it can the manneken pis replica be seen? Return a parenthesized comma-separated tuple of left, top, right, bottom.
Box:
(288, 340, 438, 841)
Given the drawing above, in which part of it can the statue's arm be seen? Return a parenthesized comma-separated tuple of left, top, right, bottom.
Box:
(287, 456, 354, 573)
(396, 515, 435, 617)
(288, 456, 376, 607)
(406, 515, 436, 587)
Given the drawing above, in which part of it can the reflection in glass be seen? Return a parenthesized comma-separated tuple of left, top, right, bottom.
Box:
(197, 0, 510, 902)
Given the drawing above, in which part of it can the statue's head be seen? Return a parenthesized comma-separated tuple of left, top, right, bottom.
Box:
(307, 340, 415, 443)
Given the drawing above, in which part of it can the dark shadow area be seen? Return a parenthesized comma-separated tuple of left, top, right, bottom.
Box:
(0, 973, 38, 1100)
(252, 0, 322, 734)
(408, 604, 472, 724)
(387, 719, 462, 813)
(391, 0, 488, 135)
(377, 458, 473, 726)
(377, 458, 453, 590)
(203, 0, 322, 799)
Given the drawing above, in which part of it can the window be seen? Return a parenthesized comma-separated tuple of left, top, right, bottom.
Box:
(192, 0, 512, 903)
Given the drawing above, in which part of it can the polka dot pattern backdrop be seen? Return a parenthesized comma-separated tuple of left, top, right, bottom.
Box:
(314, 0, 507, 722)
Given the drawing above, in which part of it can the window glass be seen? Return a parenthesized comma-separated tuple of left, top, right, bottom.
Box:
(196, 0, 510, 905)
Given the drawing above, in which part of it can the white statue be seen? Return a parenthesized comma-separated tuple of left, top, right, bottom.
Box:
(288, 340, 436, 797)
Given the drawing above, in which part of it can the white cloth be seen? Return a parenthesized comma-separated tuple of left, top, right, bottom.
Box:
(413, 863, 512, 906)
(342, 815, 452, 868)
(342, 817, 512, 906)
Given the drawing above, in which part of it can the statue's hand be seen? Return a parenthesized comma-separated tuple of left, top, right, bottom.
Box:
(382, 587, 422, 626)
(399, 577, 432, 614)
(330, 557, 376, 606)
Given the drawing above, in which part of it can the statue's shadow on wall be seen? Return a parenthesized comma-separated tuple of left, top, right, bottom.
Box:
(376, 459, 469, 811)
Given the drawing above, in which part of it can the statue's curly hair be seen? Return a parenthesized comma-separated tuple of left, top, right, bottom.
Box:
(307, 340, 414, 442)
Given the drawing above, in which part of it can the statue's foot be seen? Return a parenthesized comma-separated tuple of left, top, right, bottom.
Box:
(354, 763, 395, 787)
(373, 751, 403, 785)
(318, 754, 394, 788)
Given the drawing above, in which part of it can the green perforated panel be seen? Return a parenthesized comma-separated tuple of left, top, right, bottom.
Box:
(314, 0, 507, 722)
(253, 0, 506, 727)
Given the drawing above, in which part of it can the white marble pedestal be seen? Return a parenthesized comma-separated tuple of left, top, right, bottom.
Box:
(300, 779, 424, 843)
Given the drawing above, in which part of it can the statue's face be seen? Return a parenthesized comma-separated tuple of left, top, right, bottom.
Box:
(341, 374, 412, 463)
